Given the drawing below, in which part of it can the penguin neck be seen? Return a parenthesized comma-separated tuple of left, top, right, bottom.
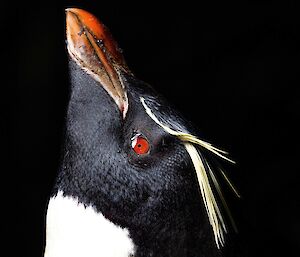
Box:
(48, 179, 220, 256)
(50, 159, 221, 256)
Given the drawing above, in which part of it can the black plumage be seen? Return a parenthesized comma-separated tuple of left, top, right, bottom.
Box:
(45, 8, 242, 257)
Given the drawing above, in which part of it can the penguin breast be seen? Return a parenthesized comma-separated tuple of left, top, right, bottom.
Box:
(44, 191, 135, 257)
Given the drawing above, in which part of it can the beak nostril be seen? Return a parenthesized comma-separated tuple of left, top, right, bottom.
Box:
(77, 28, 85, 36)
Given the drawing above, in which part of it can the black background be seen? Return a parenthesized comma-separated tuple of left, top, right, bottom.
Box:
(8, 0, 299, 256)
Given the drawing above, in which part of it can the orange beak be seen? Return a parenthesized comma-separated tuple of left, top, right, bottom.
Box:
(66, 8, 130, 117)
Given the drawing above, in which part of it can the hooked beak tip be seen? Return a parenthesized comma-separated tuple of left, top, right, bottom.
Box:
(65, 8, 126, 67)
(66, 8, 103, 42)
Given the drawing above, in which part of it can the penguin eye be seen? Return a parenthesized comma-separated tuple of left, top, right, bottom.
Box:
(131, 134, 150, 155)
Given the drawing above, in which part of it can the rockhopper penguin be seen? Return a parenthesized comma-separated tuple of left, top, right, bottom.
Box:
(43, 8, 240, 257)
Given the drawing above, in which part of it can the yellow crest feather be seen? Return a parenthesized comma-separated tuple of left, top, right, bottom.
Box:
(140, 97, 238, 248)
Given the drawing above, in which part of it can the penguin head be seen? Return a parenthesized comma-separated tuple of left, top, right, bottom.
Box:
(50, 8, 238, 254)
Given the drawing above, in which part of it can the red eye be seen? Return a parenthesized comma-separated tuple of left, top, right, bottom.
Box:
(132, 135, 150, 155)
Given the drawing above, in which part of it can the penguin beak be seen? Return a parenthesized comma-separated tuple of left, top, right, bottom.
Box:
(66, 8, 129, 117)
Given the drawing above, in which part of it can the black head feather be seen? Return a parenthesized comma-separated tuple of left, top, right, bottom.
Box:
(47, 8, 241, 257)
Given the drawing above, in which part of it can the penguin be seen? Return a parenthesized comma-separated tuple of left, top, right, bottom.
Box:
(43, 8, 240, 257)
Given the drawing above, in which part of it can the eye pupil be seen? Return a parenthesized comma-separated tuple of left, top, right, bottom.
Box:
(132, 135, 150, 155)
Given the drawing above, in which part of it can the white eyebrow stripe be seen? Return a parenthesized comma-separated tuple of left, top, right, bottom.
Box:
(140, 97, 234, 163)
(140, 97, 177, 135)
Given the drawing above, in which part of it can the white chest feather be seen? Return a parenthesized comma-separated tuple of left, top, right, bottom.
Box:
(44, 191, 135, 257)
